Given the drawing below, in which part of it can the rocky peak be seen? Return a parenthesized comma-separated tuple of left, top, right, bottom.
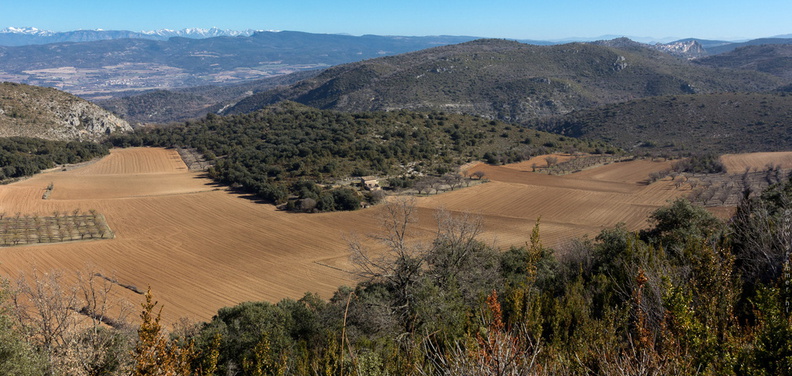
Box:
(654, 40, 708, 59)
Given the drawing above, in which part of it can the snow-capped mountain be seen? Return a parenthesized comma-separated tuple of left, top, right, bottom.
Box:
(139, 27, 260, 38)
(0, 27, 261, 46)
(0, 27, 55, 36)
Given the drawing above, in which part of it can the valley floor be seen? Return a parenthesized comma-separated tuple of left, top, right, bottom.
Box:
(1, 148, 783, 323)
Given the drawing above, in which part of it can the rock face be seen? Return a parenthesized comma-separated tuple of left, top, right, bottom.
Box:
(51, 100, 132, 140)
(0, 82, 131, 141)
(654, 40, 708, 59)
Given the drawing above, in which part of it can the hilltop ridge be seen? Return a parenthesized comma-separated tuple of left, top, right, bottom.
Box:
(223, 38, 782, 122)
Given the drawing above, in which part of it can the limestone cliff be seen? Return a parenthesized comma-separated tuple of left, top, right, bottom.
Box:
(654, 40, 708, 59)
(0, 82, 131, 141)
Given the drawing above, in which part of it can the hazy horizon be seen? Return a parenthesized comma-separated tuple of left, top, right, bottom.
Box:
(2, 0, 789, 43)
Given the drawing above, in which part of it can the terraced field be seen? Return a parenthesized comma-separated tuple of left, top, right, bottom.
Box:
(0, 148, 773, 324)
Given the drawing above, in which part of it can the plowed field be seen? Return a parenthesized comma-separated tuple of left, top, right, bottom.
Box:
(720, 151, 792, 174)
(0, 148, 694, 323)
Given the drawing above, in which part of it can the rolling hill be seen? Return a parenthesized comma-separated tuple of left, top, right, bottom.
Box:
(703, 37, 792, 55)
(531, 92, 792, 154)
(223, 38, 784, 123)
(693, 44, 792, 81)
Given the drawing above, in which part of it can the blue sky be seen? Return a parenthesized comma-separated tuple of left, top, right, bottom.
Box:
(3, 0, 790, 41)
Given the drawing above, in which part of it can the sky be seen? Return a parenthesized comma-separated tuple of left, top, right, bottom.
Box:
(3, 0, 791, 42)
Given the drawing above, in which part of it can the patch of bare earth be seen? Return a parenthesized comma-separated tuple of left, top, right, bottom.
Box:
(420, 158, 682, 246)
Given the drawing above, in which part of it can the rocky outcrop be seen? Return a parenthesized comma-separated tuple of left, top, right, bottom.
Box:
(0, 82, 131, 141)
(49, 100, 131, 141)
(654, 40, 708, 59)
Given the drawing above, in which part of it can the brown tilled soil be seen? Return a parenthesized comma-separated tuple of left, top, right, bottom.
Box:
(720, 151, 792, 174)
(2, 147, 783, 325)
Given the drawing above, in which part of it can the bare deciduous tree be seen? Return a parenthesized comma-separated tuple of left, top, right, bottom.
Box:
(428, 209, 484, 285)
(414, 179, 431, 195)
(348, 198, 425, 329)
(10, 269, 77, 354)
(7, 268, 133, 376)
(349, 197, 421, 280)
(429, 177, 444, 194)
(731, 195, 792, 284)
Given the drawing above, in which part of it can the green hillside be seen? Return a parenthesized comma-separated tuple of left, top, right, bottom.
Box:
(226, 39, 783, 122)
(531, 92, 792, 154)
(693, 44, 792, 81)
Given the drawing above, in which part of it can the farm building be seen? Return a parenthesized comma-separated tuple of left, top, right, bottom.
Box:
(360, 176, 381, 191)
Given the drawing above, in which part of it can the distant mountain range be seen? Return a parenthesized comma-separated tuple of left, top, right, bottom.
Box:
(95, 37, 792, 126)
(0, 27, 790, 99)
(0, 31, 480, 97)
(2, 28, 791, 157)
(3, 26, 790, 53)
(3, 26, 789, 46)
(0, 27, 259, 46)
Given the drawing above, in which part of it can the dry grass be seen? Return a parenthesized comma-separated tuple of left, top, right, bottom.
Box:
(2, 147, 782, 324)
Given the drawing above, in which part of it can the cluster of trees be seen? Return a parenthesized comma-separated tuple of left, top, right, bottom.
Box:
(109, 102, 607, 209)
(409, 173, 469, 195)
(538, 154, 628, 175)
(670, 153, 725, 174)
(646, 153, 726, 184)
(284, 181, 361, 212)
(0, 137, 109, 181)
(3, 174, 792, 374)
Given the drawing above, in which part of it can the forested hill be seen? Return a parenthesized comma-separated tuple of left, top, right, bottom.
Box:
(531, 92, 792, 154)
(109, 102, 613, 206)
(693, 44, 792, 81)
(224, 39, 783, 122)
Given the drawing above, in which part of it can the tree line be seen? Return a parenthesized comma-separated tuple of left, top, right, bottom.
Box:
(0, 137, 109, 181)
